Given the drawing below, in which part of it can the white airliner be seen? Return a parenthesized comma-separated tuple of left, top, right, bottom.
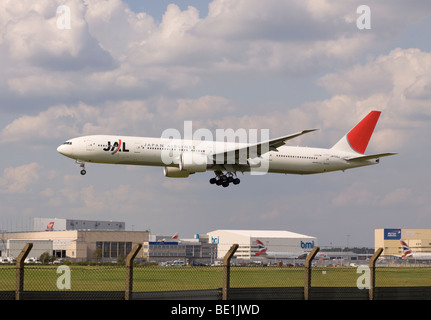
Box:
(255, 240, 307, 259)
(399, 240, 431, 260)
(57, 110, 396, 187)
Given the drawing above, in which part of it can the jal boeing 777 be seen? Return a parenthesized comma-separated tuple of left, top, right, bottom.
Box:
(57, 110, 396, 187)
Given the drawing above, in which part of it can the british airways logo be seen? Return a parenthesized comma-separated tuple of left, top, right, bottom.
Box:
(103, 140, 130, 155)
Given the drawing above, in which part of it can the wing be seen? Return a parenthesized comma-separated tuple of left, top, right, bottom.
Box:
(211, 129, 318, 165)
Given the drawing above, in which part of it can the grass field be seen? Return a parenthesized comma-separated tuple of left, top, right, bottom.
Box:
(1, 265, 431, 292)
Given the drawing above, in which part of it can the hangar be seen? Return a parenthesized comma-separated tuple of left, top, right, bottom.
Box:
(375, 228, 431, 257)
(206, 230, 317, 260)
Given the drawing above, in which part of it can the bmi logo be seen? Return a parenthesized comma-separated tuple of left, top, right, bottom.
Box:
(300, 240, 315, 249)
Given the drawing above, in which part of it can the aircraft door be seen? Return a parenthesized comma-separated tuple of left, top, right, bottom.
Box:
(86, 140, 95, 151)
(134, 143, 142, 153)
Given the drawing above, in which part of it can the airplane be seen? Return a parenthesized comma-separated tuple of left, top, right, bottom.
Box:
(399, 240, 431, 260)
(255, 240, 307, 259)
(57, 110, 396, 187)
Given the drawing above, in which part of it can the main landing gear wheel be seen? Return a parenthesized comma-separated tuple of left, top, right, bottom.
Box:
(209, 173, 240, 187)
(81, 169, 87, 175)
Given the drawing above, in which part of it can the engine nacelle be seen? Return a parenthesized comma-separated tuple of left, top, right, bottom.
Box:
(179, 152, 209, 172)
(163, 167, 190, 178)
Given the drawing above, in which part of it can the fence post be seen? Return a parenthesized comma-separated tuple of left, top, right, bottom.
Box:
(369, 247, 383, 300)
(304, 246, 320, 300)
(222, 244, 239, 300)
(15, 243, 33, 300)
(125, 243, 142, 300)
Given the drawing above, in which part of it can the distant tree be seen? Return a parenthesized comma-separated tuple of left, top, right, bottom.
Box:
(40, 252, 52, 264)
(93, 248, 102, 263)
(117, 253, 126, 263)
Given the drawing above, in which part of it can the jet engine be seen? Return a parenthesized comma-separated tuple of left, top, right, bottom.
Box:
(179, 152, 209, 172)
(164, 167, 190, 178)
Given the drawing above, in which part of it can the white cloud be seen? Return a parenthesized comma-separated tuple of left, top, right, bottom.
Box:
(0, 100, 156, 144)
(289, 48, 431, 151)
(3, 0, 431, 109)
(166, 96, 233, 119)
(2, 0, 113, 70)
(0, 163, 40, 194)
(84, 0, 156, 59)
(332, 181, 379, 207)
(0, 104, 98, 143)
(380, 188, 413, 206)
(405, 75, 431, 100)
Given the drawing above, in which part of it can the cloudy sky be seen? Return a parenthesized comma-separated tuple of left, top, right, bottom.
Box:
(1, 0, 431, 247)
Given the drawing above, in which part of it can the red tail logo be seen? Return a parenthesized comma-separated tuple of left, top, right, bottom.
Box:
(346, 111, 381, 154)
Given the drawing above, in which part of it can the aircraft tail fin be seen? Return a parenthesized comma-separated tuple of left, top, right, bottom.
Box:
(401, 240, 412, 258)
(255, 240, 267, 256)
(331, 110, 381, 154)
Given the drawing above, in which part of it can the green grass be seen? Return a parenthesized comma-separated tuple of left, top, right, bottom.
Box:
(1, 265, 431, 292)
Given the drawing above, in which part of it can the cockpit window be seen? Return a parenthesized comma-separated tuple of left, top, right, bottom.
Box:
(63, 142, 72, 145)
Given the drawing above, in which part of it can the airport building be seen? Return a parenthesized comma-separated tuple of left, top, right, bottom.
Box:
(0, 217, 139, 261)
(33, 217, 125, 232)
(1, 230, 149, 261)
(143, 234, 217, 265)
(206, 229, 317, 260)
(375, 228, 431, 257)
(0, 218, 318, 264)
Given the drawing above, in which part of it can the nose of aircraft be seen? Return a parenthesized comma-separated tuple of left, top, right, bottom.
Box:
(57, 145, 64, 154)
(57, 143, 73, 158)
(57, 144, 66, 155)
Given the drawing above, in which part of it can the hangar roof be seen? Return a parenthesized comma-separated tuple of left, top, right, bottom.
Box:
(209, 230, 315, 239)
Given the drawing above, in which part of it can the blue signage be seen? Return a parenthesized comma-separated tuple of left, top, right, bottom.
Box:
(384, 229, 401, 240)
(300, 240, 315, 249)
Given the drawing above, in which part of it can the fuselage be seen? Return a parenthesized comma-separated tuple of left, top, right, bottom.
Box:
(57, 134, 378, 175)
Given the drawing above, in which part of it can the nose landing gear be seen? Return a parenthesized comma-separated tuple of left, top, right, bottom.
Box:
(76, 160, 86, 175)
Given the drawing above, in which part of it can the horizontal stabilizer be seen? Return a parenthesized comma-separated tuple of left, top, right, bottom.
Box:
(344, 152, 397, 162)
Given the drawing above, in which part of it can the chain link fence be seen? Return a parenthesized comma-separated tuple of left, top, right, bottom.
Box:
(1, 243, 431, 300)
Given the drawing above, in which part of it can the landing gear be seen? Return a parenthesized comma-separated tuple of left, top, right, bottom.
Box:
(76, 160, 86, 175)
(209, 172, 240, 187)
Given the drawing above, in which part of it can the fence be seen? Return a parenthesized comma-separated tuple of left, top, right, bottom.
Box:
(1, 243, 431, 300)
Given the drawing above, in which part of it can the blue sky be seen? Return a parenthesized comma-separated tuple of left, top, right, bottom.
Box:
(1, 0, 431, 247)
(125, 0, 210, 20)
